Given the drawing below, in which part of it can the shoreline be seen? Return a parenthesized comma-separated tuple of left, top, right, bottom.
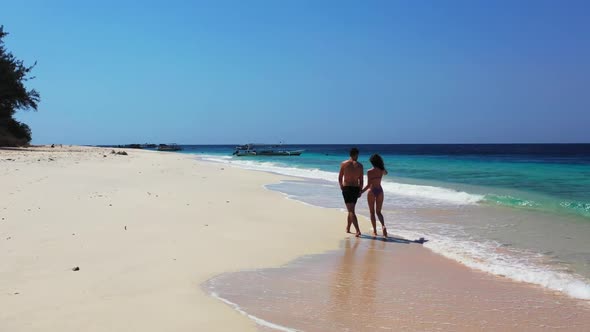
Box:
(198, 155, 590, 330)
(2, 146, 589, 331)
(206, 236, 590, 331)
(203, 154, 590, 302)
(0, 146, 346, 331)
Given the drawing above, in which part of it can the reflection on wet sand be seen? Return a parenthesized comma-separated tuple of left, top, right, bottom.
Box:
(328, 238, 358, 321)
(205, 237, 590, 331)
(329, 238, 387, 326)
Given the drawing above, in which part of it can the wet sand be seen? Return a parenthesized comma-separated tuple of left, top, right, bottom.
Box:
(4, 145, 589, 331)
(205, 236, 590, 331)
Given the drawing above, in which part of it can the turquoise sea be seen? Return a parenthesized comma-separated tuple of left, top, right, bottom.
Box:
(163, 144, 590, 300)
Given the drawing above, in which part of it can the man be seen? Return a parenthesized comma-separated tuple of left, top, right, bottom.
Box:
(338, 147, 363, 237)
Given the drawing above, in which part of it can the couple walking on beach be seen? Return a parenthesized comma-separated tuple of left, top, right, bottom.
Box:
(338, 147, 388, 238)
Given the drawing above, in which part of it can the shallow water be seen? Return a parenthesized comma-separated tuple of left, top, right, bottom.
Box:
(267, 179, 590, 300)
(182, 144, 590, 299)
(186, 144, 590, 219)
(204, 237, 590, 331)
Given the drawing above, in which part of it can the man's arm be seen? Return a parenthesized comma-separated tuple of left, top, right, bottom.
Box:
(338, 163, 345, 190)
(358, 163, 364, 194)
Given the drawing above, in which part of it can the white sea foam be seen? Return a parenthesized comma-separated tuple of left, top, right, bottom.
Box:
(210, 292, 299, 332)
(384, 224, 590, 301)
(380, 181, 483, 205)
(198, 155, 484, 206)
(199, 155, 590, 301)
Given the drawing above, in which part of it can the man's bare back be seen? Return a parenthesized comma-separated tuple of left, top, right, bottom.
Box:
(339, 160, 364, 188)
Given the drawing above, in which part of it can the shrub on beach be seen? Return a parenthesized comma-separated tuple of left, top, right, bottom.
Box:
(0, 25, 40, 146)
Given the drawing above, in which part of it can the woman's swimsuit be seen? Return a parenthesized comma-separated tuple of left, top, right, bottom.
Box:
(370, 185, 383, 196)
(368, 174, 384, 196)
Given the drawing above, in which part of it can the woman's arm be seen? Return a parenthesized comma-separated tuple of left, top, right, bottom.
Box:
(361, 170, 372, 193)
(361, 183, 371, 194)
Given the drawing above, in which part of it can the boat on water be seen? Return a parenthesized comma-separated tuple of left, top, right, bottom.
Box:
(157, 143, 183, 151)
(232, 144, 304, 156)
(115, 143, 158, 149)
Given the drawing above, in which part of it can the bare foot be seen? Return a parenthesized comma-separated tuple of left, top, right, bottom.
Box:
(355, 232, 361, 238)
(346, 228, 351, 234)
(382, 226, 388, 238)
(372, 228, 377, 237)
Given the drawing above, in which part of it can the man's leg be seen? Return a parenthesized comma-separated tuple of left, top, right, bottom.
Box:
(345, 203, 353, 233)
(346, 203, 361, 237)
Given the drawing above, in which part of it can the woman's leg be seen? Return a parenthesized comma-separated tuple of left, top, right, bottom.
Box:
(367, 192, 377, 236)
(376, 193, 387, 237)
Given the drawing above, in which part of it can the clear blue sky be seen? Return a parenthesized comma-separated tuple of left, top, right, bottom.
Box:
(2, 0, 589, 144)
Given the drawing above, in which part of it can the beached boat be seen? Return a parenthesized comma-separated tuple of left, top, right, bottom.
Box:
(157, 143, 183, 151)
(232, 144, 304, 156)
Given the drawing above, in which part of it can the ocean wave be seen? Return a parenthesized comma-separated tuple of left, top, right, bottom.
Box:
(559, 201, 590, 218)
(198, 155, 484, 206)
(484, 194, 540, 208)
(200, 154, 590, 219)
(380, 181, 483, 205)
(484, 194, 590, 219)
(393, 226, 590, 300)
(199, 154, 590, 301)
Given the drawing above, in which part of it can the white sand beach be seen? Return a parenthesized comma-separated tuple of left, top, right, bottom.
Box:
(2, 146, 589, 331)
(0, 146, 344, 331)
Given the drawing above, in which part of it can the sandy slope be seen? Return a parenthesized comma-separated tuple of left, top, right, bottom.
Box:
(0, 146, 344, 331)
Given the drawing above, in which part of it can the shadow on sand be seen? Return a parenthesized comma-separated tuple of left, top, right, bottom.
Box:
(358, 234, 428, 244)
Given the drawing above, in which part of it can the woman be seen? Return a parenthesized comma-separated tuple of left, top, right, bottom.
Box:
(362, 154, 388, 237)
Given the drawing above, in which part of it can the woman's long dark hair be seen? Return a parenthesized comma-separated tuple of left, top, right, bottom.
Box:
(369, 154, 386, 172)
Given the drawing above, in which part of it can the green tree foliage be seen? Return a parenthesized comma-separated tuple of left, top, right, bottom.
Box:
(0, 25, 40, 146)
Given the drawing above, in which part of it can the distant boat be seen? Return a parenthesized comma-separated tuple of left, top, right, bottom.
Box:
(232, 144, 304, 156)
(116, 143, 157, 149)
(157, 143, 182, 151)
(119, 144, 143, 149)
